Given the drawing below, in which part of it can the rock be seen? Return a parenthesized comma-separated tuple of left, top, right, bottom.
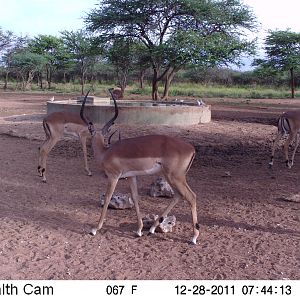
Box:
(100, 193, 134, 209)
(149, 177, 174, 198)
(142, 214, 176, 233)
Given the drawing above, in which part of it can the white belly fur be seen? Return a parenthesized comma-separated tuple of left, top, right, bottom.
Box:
(121, 162, 162, 178)
(64, 125, 79, 138)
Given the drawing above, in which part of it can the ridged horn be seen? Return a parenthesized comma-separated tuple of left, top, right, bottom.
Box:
(80, 90, 91, 125)
(102, 88, 119, 135)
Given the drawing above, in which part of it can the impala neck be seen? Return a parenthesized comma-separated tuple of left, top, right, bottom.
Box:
(91, 132, 107, 162)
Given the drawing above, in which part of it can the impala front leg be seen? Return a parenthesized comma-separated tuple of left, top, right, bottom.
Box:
(90, 178, 119, 236)
(128, 176, 143, 237)
(80, 135, 92, 176)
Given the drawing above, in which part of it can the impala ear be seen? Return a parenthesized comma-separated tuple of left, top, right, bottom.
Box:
(107, 129, 121, 145)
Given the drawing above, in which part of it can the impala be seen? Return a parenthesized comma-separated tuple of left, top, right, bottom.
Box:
(111, 88, 123, 100)
(269, 110, 300, 168)
(81, 88, 200, 244)
(38, 111, 92, 182)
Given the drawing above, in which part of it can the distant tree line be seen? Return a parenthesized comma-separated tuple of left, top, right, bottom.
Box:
(0, 0, 300, 98)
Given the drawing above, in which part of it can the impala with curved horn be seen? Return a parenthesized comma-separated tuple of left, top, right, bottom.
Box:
(38, 93, 93, 183)
(81, 88, 200, 244)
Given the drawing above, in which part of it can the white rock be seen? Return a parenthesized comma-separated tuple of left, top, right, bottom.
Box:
(142, 214, 176, 233)
(149, 177, 174, 198)
(100, 193, 134, 209)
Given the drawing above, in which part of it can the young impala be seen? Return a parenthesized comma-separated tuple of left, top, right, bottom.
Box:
(269, 110, 300, 168)
(81, 89, 200, 244)
(38, 111, 92, 182)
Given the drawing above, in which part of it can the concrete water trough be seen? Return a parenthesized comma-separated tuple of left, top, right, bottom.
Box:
(47, 96, 211, 126)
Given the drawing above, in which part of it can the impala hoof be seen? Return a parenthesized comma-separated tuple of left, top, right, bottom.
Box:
(188, 240, 197, 245)
(90, 228, 97, 236)
(136, 230, 143, 237)
(149, 226, 156, 234)
(87, 171, 92, 176)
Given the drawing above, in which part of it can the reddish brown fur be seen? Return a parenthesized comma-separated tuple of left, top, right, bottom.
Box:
(270, 109, 300, 168)
(38, 112, 91, 182)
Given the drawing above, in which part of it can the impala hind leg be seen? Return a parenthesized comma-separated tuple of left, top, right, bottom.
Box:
(269, 131, 283, 167)
(38, 139, 49, 177)
(128, 176, 143, 237)
(90, 178, 119, 236)
(284, 132, 297, 168)
(289, 133, 300, 168)
(38, 137, 59, 182)
(150, 174, 199, 245)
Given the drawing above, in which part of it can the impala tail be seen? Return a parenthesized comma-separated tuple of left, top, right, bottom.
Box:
(277, 116, 291, 135)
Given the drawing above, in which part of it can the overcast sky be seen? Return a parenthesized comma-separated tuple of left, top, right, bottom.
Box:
(1, 0, 299, 37)
(1, 0, 299, 69)
(0, 0, 97, 36)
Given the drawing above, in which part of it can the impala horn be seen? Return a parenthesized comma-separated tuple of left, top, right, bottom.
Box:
(102, 88, 119, 136)
(80, 90, 91, 125)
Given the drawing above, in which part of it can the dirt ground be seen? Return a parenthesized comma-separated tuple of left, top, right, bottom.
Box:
(0, 91, 299, 280)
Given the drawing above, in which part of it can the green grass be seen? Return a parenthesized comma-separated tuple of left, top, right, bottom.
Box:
(130, 82, 299, 99)
(160, 83, 298, 99)
(1, 81, 298, 99)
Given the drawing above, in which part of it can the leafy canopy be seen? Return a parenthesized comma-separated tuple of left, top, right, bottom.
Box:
(85, 0, 257, 98)
(264, 30, 300, 71)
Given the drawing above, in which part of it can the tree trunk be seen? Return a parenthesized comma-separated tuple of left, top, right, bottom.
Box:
(152, 67, 160, 100)
(81, 60, 85, 95)
(290, 67, 295, 99)
(139, 69, 145, 89)
(37, 72, 43, 89)
(162, 69, 176, 100)
(46, 65, 51, 89)
(81, 73, 85, 95)
(25, 71, 34, 90)
(4, 71, 9, 90)
(48, 71, 52, 90)
(118, 69, 128, 96)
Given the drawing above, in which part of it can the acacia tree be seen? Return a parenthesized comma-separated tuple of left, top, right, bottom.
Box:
(1, 35, 29, 89)
(255, 30, 300, 98)
(61, 30, 100, 94)
(29, 35, 65, 89)
(85, 0, 257, 100)
(0, 28, 29, 89)
(10, 50, 46, 90)
(106, 38, 141, 94)
(0, 28, 15, 89)
(0, 27, 13, 52)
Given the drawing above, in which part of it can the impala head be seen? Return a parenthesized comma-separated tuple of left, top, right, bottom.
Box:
(80, 88, 119, 140)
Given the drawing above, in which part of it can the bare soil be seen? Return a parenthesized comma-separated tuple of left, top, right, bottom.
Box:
(0, 91, 299, 280)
